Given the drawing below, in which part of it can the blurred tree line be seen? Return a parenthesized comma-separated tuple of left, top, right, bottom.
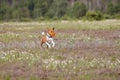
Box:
(0, 0, 120, 21)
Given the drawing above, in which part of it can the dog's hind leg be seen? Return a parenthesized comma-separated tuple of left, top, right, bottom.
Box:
(41, 42, 43, 47)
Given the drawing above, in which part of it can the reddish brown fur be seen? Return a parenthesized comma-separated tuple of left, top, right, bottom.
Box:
(48, 28, 56, 37)
(41, 35, 47, 46)
(40, 28, 55, 48)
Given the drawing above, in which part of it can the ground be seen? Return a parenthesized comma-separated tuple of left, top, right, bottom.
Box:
(0, 20, 120, 80)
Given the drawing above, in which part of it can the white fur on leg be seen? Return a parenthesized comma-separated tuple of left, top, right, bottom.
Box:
(51, 40, 55, 47)
(48, 38, 55, 48)
(46, 42, 51, 48)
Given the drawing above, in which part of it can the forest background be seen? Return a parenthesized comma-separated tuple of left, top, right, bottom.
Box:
(0, 0, 120, 21)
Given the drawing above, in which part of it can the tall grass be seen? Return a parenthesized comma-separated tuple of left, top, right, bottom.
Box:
(0, 20, 120, 30)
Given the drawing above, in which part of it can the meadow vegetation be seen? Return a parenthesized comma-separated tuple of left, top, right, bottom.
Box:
(0, 20, 120, 80)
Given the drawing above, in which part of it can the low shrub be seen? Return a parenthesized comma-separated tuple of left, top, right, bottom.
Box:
(103, 14, 112, 19)
(86, 11, 103, 21)
(113, 14, 120, 19)
(61, 15, 72, 20)
(20, 18, 32, 22)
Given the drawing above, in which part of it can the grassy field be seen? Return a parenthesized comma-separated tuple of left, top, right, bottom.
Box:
(0, 20, 120, 80)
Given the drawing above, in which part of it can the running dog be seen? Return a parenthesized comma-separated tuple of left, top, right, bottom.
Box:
(40, 27, 56, 48)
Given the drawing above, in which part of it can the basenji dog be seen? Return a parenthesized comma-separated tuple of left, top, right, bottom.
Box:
(40, 27, 56, 48)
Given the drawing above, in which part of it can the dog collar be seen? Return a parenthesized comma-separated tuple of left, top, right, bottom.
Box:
(47, 33, 52, 38)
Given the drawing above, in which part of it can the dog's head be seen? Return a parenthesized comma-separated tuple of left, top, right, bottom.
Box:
(48, 27, 55, 37)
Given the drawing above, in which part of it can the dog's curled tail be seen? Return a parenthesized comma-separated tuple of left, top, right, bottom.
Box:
(41, 32, 45, 35)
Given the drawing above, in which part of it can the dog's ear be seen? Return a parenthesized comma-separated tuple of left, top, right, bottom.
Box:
(52, 27, 55, 30)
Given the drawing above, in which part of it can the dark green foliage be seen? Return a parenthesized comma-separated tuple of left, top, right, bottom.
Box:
(107, 3, 120, 15)
(46, 0, 67, 18)
(28, 0, 35, 18)
(103, 14, 111, 19)
(72, 2, 87, 18)
(32, 0, 49, 18)
(106, 3, 120, 19)
(0, 0, 120, 21)
(86, 11, 103, 20)
(66, 2, 87, 18)
(0, 2, 11, 21)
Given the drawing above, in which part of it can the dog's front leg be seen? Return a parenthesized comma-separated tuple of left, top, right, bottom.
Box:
(46, 42, 51, 48)
(51, 40, 55, 48)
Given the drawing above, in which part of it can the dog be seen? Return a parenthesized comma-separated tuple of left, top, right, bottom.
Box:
(40, 27, 56, 48)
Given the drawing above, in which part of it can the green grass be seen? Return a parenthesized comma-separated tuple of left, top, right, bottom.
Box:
(0, 20, 120, 80)
(0, 19, 120, 30)
(0, 20, 120, 42)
